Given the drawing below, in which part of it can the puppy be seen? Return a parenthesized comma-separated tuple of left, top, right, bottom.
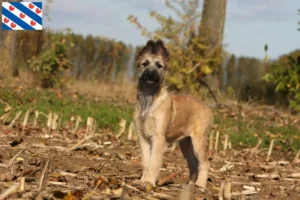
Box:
(134, 40, 213, 190)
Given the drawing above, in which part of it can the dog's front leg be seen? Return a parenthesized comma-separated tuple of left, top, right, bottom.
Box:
(146, 135, 166, 186)
(139, 134, 151, 182)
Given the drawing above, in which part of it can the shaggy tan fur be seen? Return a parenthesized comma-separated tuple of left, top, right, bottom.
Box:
(134, 40, 213, 190)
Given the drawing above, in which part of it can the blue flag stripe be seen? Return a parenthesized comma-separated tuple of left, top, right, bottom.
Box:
(2, 7, 35, 30)
(32, 2, 42, 10)
(2, 23, 13, 30)
(10, 2, 42, 25)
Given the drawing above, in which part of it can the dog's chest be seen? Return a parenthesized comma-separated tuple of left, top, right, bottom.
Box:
(140, 111, 157, 138)
(135, 88, 170, 138)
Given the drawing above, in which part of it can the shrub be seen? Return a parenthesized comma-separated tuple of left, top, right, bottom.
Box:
(263, 56, 300, 111)
(28, 33, 72, 88)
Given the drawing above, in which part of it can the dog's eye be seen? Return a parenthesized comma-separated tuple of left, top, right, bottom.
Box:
(141, 60, 149, 67)
(156, 62, 163, 69)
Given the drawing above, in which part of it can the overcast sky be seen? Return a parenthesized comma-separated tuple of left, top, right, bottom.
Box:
(28, 0, 300, 59)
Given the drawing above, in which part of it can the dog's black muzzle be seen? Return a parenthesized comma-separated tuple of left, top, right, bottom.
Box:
(140, 69, 161, 86)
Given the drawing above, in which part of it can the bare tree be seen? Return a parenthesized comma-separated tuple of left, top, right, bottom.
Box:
(199, 0, 227, 51)
(0, 0, 21, 77)
(198, 0, 227, 97)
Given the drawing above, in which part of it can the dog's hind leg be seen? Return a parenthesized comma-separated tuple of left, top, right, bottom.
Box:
(178, 136, 198, 183)
(191, 127, 210, 191)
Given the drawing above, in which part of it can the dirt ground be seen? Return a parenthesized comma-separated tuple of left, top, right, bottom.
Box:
(0, 125, 300, 200)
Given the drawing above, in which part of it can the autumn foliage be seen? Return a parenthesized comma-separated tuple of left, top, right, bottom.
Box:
(263, 54, 300, 111)
(28, 33, 72, 88)
(262, 12, 300, 111)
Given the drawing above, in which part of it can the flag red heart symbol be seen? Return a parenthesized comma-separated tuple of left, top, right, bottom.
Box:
(20, 13, 25, 19)
(9, 5, 14, 11)
(29, 3, 34, 9)
(30, 20, 36, 26)
(11, 22, 16, 28)
(36, 8, 41, 14)
(4, 18, 9, 23)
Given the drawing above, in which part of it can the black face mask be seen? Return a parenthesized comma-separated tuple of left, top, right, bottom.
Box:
(140, 69, 161, 86)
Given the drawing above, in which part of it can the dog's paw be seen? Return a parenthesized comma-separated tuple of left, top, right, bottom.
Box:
(195, 184, 207, 193)
(132, 180, 156, 192)
(132, 179, 156, 187)
(142, 182, 155, 191)
(140, 176, 156, 186)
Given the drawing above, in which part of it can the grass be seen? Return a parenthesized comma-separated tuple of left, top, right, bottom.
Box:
(0, 86, 299, 152)
(215, 111, 300, 152)
(0, 87, 134, 133)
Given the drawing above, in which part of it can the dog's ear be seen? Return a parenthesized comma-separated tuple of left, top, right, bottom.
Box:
(135, 40, 155, 62)
(155, 40, 169, 61)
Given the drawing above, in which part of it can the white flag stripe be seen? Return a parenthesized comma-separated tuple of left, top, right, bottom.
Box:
(20, 2, 42, 18)
(2, 14, 24, 30)
(2, 2, 42, 30)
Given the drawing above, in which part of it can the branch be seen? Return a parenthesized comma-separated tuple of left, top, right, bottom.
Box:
(157, 170, 183, 186)
(188, 39, 223, 74)
(197, 79, 218, 104)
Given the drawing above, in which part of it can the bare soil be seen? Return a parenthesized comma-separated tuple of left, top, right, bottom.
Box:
(0, 125, 300, 200)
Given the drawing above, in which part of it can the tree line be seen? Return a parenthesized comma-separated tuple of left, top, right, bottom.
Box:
(0, 29, 134, 84)
(222, 50, 300, 106)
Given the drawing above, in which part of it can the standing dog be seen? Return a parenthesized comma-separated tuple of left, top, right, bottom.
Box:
(134, 40, 213, 190)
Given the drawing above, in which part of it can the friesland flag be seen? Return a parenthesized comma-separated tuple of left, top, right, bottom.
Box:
(2, 2, 42, 30)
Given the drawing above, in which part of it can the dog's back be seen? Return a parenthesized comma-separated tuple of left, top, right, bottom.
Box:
(166, 94, 213, 143)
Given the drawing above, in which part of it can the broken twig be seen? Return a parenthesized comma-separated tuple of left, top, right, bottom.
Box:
(266, 139, 275, 162)
(38, 158, 50, 191)
(157, 170, 183, 186)
(9, 111, 22, 128)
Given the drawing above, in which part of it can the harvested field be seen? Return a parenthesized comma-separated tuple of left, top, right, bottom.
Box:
(0, 109, 300, 200)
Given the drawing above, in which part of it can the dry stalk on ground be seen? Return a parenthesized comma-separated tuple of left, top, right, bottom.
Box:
(22, 109, 32, 128)
(215, 131, 220, 154)
(33, 110, 39, 127)
(116, 118, 127, 139)
(266, 139, 275, 162)
(9, 111, 22, 128)
(127, 122, 134, 141)
(223, 134, 229, 156)
(38, 158, 50, 191)
(47, 111, 53, 129)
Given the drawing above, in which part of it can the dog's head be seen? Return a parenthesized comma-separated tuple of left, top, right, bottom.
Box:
(135, 40, 169, 87)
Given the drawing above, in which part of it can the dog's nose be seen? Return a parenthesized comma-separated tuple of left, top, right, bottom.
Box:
(147, 71, 154, 76)
(145, 70, 155, 77)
